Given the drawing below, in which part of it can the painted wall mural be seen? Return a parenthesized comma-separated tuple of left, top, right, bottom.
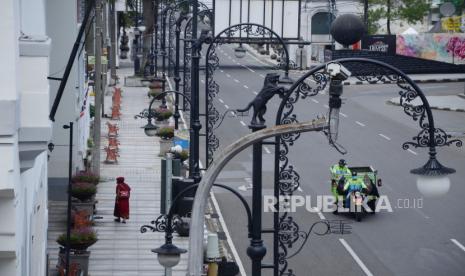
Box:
(396, 34, 465, 64)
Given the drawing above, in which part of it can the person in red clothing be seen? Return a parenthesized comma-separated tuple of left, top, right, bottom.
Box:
(114, 176, 131, 223)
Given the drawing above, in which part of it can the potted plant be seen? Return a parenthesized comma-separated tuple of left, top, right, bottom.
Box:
(57, 227, 97, 251)
(71, 182, 97, 215)
(174, 150, 189, 177)
(156, 127, 175, 156)
(72, 171, 100, 185)
(56, 227, 97, 276)
(147, 88, 164, 98)
(147, 80, 163, 97)
(71, 182, 96, 201)
(155, 107, 173, 126)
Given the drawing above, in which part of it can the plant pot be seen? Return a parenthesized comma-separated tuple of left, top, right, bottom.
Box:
(58, 248, 91, 276)
(159, 139, 173, 156)
(156, 119, 169, 127)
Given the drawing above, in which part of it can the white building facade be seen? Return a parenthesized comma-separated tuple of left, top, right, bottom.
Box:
(0, 0, 93, 274)
(0, 0, 52, 275)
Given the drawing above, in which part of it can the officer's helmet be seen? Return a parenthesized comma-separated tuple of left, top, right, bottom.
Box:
(339, 159, 346, 166)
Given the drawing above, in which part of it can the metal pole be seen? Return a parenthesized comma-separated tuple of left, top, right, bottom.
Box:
(248, 124, 266, 276)
(109, 0, 117, 84)
(190, 0, 201, 183)
(92, 0, 102, 175)
(174, 22, 182, 129)
(64, 122, 73, 276)
(154, 3, 159, 76)
(165, 152, 173, 276)
(162, 10, 167, 74)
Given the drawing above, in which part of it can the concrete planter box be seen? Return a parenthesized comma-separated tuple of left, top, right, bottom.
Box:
(159, 139, 173, 156)
(58, 249, 91, 276)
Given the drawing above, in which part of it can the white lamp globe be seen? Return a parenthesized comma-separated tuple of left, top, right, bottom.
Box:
(416, 175, 450, 197)
(157, 252, 181, 268)
(138, 25, 146, 32)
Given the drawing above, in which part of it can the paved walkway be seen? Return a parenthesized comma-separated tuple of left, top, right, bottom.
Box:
(88, 66, 188, 276)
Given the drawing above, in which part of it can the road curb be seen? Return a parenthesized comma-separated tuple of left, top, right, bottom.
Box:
(343, 78, 465, 86)
(387, 97, 465, 112)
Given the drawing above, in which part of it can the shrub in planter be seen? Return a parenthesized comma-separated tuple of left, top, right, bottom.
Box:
(149, 80, 163, 89)
(156, 127, 175, 140)
(71, 182, 97, 201)
(72, 172, 100, 185)
(155, 108, 173, 121)
(56, 227, 97, 251)
(174, 150, 189, 162)
(148, 88, 163, 98)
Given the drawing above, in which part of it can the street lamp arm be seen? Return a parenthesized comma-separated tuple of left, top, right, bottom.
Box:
(151, 90, 192, 108)
(188, 118, 328, 276)
(165, 183, 253, 235)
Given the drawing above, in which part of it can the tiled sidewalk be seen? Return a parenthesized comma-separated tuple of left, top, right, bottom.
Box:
(88, 67, 188, 276)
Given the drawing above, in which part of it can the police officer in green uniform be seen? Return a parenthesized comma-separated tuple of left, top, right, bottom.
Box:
(343, 171, 368, 208)
(330, 159, 351, 213)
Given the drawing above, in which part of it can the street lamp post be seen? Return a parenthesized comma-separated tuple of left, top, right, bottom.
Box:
(63, 122, 73, 276)
(190, 0, 205, 184)
(174, 13, 189, 130)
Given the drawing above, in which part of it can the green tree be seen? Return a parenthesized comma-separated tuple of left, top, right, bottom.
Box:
(365, 0, 431, 34)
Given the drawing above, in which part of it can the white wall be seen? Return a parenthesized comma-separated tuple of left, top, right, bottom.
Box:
(0, 0, 51, 275)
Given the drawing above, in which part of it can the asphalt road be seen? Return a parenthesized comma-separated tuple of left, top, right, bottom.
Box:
(195, 45, 465, 276)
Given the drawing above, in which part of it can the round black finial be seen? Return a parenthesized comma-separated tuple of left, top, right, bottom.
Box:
(330, 14, 365, 47)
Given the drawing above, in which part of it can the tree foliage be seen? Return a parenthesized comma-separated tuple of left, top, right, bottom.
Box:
(365, 0, 431, 34)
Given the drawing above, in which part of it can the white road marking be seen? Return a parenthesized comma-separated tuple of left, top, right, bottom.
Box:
(218, 99, 224, 104)
(416, 209, 430, 219)
(220, 70, 224, 73)
(246, 51, 271, 66)
(324, 104, 329, 109)
(243, 85, 249, 89)
(210, 191, 247, 276)
(339, 239, 374, 276)
(259, 74, 265, 78)
(313, 207, 326, 220)
(253, 91, 258, 95)
(451, 239, 465, 252)
(407, 149, 418, 155)
(311, 99, 319, 103)
(234, 79, 240, 83)
(379, 134, 391, 140)
(232, 59, 237, 63)
(240, 120, 247, 127)
(422, 85, 447, 89)
(224, 104, 229, 109)
(355, 121, 366, 127)
(226, 74, 231, 78)
(264, 147, 271, 154)
(339, 112, 348, 118)
(243, 65, 255, 73)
